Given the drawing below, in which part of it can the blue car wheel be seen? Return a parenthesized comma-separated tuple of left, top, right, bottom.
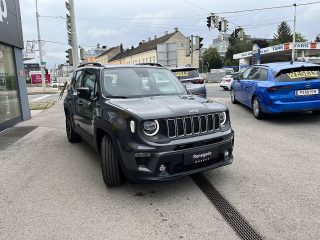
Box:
(252, 97, 265, 120)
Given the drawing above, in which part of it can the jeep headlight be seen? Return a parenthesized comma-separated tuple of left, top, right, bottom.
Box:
(219, 112, 227, 126)
(143, 120, 159, 136)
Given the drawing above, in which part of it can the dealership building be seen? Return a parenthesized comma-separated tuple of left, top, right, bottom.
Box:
(0, 0, 30, 131)
(233, 42, 320, 70)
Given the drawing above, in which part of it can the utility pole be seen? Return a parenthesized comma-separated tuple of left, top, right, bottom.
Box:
(292, 3, 297, 61)
(67, 0, 80, 67)
(191, 35, 194, 66)
(35, 0, 46, 92)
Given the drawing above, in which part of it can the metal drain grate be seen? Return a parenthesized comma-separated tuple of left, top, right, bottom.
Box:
(0, 126, 38, 150)
(192, 174, 263, 240)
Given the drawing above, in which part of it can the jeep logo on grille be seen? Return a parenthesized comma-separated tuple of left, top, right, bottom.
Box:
(0, 0, 7, 23)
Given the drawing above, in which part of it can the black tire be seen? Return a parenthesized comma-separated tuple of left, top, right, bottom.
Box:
(66, 114, 81, 142)
(230, 89, 238, 104)
(312, 110, 320, 115)
(100, 135, 123, 187)
(252, 97, 265, 119)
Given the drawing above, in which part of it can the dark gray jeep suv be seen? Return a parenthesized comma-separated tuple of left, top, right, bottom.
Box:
(64, 63, 234, 187)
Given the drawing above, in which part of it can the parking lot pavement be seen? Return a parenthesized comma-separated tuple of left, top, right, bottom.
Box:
(1, 92, 319, 240)
(0, 101, 239, 240)
(207, 96, 320, 240)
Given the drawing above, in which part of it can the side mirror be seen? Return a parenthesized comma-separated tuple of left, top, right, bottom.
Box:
(77, 87, 91, 99)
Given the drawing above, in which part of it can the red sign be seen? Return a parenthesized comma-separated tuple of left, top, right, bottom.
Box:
(30, 74, 51, 84)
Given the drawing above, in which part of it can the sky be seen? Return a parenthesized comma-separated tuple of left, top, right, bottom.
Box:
(20, 0, 320, 69)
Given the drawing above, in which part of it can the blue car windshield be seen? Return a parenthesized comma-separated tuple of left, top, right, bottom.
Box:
(102, 67, 187, 98)
(275, 66, 320, 82)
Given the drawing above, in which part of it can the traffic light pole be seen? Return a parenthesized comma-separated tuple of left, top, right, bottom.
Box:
(191, 35, 194, 66)
(292, 3, 297, 62)
(68, 0, 79, 67)
(35, 0, 46, 92)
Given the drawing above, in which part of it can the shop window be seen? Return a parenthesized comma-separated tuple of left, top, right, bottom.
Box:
(0, 43, 21, 124)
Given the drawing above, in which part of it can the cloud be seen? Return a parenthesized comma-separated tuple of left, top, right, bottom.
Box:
(86, 28, 126, 39)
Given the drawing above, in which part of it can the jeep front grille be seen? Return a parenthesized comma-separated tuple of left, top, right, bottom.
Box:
(167, 114, 220, 138)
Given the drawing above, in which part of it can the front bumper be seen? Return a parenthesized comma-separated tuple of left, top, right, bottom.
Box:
(117, 130, 234, 182)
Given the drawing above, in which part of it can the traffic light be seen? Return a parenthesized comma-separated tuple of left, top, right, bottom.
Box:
(235, 28, 240, 37)
(195, 36, 204, 50)
(186, 37, 192, 56)
(223, 20, 229, 32)
(218, 21, 222, 31)
(206, 16, 212, 29)
(66, 48, 73, 66)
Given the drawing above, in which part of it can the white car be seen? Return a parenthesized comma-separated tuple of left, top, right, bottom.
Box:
(220, 75, 234, 90)
(50, 80, 65, 88)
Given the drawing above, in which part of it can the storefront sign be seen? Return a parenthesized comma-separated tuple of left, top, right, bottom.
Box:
(31, 74, 51, 84)
(0, 0, 24, 49)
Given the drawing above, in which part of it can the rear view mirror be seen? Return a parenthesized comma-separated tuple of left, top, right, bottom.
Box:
(77, 87, 91, 99)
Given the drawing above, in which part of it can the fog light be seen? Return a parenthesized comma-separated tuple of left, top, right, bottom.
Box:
(159, 164, 166, 172)
(224, 150, 231, 160)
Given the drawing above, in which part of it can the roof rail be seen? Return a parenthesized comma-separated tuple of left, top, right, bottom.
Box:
(78, 62, 103, 68)
(136, 63, 163, 67)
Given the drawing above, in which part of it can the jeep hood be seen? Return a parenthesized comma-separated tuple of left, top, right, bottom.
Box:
(107, 95, 227, 119)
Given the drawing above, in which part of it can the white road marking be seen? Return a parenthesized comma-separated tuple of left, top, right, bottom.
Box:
(31, 95, 50, 102)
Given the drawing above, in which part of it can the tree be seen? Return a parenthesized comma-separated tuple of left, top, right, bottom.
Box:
(252, 39, 270, 48)
(224, 29, 253, 66)
(202, 47, 223, 70)
(272, 21, 292, 45)
(315, 34, 320, 42)
(295, 33, 307, 42)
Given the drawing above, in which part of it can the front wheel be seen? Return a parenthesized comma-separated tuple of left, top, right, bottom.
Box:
(66, 115, 81, 142)
(100, 135, 123, 187)
(252, 97, 265, 119)
(230, 89, 238, 104)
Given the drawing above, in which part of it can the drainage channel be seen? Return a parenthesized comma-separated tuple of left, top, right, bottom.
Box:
(0, 126, 38, 150)
(192, 174, 263, 240)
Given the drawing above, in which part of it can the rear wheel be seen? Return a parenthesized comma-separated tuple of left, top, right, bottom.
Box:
(66, 115, 81, 142)
(230, 89, 238, 104)
(252, 97, 265, 119)
(312, 110, 320, 115)
(100, 135, 123, 187)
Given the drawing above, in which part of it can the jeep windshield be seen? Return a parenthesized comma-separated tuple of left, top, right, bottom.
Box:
(102, 67, 187, 98)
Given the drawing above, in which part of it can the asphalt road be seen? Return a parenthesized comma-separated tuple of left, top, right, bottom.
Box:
(28, 93, 61, 102)
(1, 85, 319, 240)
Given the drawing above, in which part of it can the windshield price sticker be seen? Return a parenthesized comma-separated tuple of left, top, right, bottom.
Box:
(175, 72, 189, 77)
(287, 71, 319, 79)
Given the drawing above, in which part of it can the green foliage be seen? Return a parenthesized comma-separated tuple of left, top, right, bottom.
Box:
(271, 21, 307, 45)
(252, 39, 270, 48)
(316, 35, 320, 42)
(202, 47, 223, 69)
(224, 30, 253, 65)
(5, 76, 17, 91)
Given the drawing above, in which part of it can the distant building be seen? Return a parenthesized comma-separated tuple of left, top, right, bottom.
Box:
(211, 33, 272, 57)
(108, 28, 200, 68)
(96, 46, 121, 64)
(83, 44, 108, 63)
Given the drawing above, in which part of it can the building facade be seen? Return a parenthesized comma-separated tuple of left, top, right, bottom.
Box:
(96, 46, 121, 64)
(108, 29, 200, 68)
(83, 44, 107, 63)
(0, 0, 30, 131)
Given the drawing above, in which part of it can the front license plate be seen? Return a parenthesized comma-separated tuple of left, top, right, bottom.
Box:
(184, 149, 215, 165)
(295, 89, 319, 96)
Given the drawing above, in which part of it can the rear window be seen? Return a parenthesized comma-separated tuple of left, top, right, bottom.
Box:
(275, 67, 320, 82)
(172, 69, 199, 80)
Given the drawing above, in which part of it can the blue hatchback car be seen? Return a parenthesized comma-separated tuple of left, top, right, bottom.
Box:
(230, 62, 320, 119)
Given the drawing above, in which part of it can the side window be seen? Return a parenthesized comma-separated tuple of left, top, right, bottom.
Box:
(258, 69, 268, 81)
(242, 68, 252, 79)
(74, 71, 83, 89)
(248, 68, 260, 80)
(82, 70, 98, 98)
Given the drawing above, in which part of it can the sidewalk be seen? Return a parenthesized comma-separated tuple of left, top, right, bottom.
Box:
(27, 86, 61, 95)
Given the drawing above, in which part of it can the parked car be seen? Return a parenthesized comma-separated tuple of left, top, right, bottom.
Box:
(64, 63, 234, 187)
(170, 66, 207, 98)
(220, 73, 242, 91)
(50, 80, 65, 88)
(230, 62, 320, 119)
